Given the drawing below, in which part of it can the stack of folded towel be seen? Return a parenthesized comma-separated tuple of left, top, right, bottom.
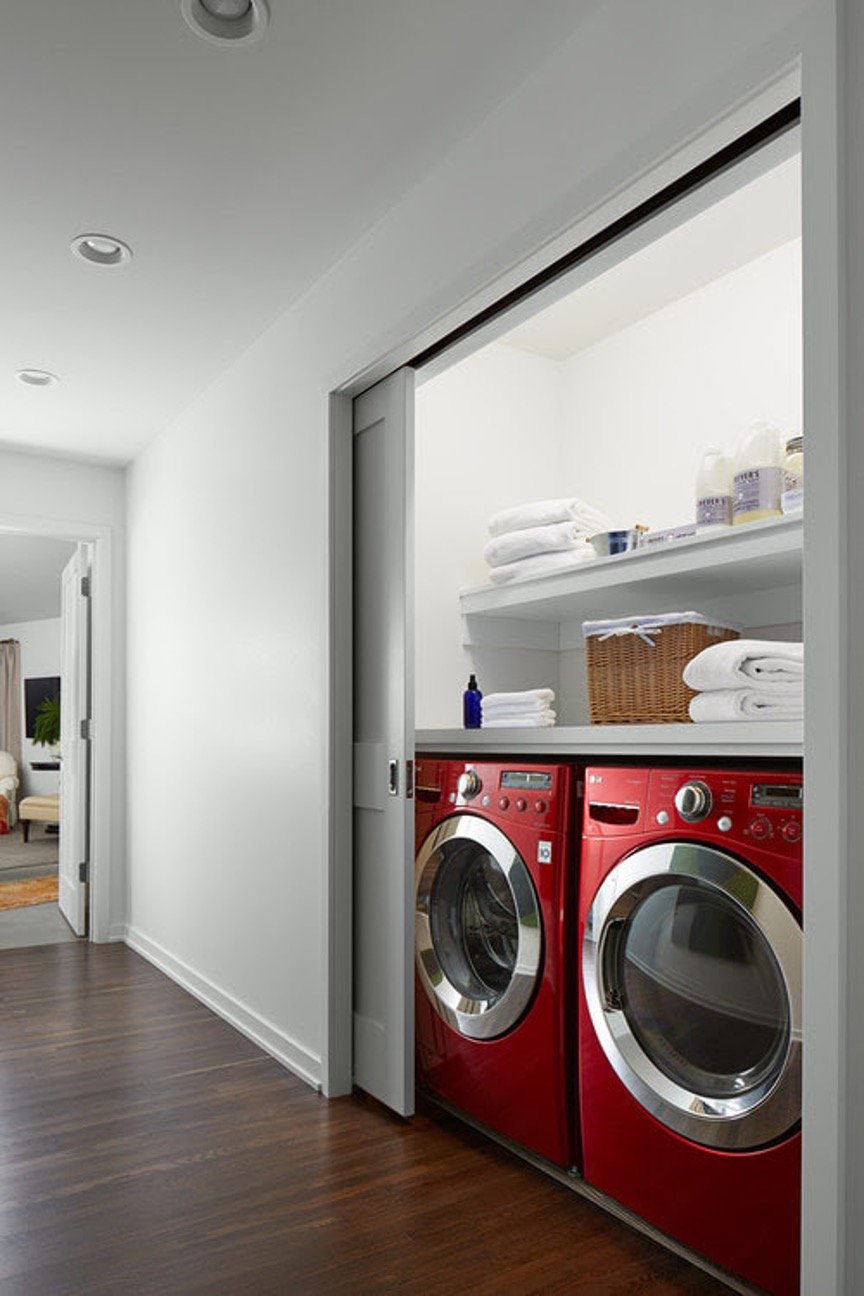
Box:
(481, 689, 557, 728)
(682, 640, 803, 722)
(484, 498, 609, 585)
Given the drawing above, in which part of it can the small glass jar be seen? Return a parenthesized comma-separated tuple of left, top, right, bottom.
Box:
(782, 435, 803, 513)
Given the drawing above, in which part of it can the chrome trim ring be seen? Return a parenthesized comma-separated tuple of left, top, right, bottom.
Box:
(415, 814, 542, 1040)
(583, 841, 801, 1149)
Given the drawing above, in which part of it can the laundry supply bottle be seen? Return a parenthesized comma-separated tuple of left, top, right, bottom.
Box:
(695, 447, 733, 529)
(732, 421, 785, 525)
(781, 435, 804, 513)
(463, 674, 482, 729)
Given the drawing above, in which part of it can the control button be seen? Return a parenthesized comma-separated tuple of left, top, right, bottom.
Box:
(781, 820, 802, 843)
(457, 770, 482, 800)
(515, 798, 528, 812)
(655, 810, 669, 826)
(481, 795, 490, 807)
(749, 815, 772, 840)
(717, 816, 733, 833)
(534, 799, 547, 815)
(498, 796, 510, 811)
(674, 781, 713, 823)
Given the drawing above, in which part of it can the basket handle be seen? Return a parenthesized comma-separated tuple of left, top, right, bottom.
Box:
(597, 624, 661, 647)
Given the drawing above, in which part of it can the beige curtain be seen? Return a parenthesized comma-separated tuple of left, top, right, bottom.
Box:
(0, 640, 21, 764)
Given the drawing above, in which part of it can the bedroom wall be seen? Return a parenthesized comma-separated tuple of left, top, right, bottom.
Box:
(0, 616, 62, 799)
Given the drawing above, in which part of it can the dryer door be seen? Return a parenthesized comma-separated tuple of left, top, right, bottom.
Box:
(583, 841, 801, 1149)
(415, 815, 542, 1040)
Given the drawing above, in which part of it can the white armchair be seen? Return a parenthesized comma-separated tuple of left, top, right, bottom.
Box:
(0, 751, 20, 827)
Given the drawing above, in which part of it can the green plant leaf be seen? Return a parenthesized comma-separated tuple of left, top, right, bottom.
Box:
(33, 694, 60, 748)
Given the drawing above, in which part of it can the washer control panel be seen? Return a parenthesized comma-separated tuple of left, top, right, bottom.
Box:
(444, 762, 568, 832)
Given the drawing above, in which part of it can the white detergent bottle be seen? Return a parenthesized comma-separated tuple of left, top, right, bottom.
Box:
(732, 420, 785, 525)
(695, 447, 733, 529)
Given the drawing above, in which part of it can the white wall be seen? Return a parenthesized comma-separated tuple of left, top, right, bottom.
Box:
(415, 345, 564, 729)
(0, 617, 62, 799)
(125, 6, 843, 1284)
(560, 239, 803, 531)
(0, 448, 126, 937)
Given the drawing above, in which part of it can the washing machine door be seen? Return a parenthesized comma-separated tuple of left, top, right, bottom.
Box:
(415, 815, 542, 1040)
(583, 841, 801, 1149)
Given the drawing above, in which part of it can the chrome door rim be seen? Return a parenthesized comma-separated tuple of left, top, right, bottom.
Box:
(415, 814, 542, 1040)
(583, 841, 802, 1149)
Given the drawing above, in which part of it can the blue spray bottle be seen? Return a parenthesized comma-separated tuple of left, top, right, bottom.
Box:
(463, 674, 482, 729)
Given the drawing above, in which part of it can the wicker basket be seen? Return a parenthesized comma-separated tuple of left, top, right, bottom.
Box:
(583, 612, 740, 724)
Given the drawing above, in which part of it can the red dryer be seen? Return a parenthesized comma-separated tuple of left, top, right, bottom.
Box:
(414, 758, 578, 1168)
(578, 765, 802, 1296)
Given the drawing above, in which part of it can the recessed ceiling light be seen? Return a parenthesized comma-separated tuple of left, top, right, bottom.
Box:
(16, 369, 59, 388)
(181, 0, 269, 45)
(71, 233, 133, 268)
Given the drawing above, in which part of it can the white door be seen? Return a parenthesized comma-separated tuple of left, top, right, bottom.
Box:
(352, 369, 415, 1116)
(58, 543, 91, 936)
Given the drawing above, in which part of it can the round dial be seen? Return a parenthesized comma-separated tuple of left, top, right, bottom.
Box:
(457, 769, 482, 799)
(674, 780, 713, 823)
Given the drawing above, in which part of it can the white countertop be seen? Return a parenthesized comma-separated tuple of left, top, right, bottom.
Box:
(415, 722, 802, 759)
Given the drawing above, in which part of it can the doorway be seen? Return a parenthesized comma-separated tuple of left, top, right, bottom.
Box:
(0, 534, 74, 946)
(0, 525, 103, 948)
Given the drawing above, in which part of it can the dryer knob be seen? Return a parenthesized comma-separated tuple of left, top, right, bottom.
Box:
(674, 780, 713, 823)
(457, 769, 482, 800)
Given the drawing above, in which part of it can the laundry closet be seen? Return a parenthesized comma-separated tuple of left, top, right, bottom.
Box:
(403, 121, 805, 1296)
(414, 143, 802, 729)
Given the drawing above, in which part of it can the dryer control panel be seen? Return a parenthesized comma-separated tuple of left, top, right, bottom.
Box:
(584, 765, 803, 859)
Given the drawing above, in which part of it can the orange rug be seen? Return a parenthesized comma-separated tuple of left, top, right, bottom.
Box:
(0, 876, 59, 911)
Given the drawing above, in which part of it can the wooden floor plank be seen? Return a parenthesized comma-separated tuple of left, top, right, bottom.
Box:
(0, 944, 734, 1294)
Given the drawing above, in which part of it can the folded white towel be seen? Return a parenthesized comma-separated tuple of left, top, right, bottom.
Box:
(483, 709, 557, 724)
(689, 688, 803, 723)
(483, 689, 555, 709)
(483, 713, 558, 728)
(488, 546, 596, 585)
(683, 639, 803, 692)
(488, 497, 610, 538)
(485, 521, 594, 568)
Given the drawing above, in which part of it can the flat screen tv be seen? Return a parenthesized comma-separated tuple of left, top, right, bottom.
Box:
(25, 676, 61, 740)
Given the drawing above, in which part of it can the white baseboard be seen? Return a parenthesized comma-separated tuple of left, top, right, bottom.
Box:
(123, 925, 321, 1091)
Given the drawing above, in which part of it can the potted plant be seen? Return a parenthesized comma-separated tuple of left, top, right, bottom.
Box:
(33, 693, 60, 759)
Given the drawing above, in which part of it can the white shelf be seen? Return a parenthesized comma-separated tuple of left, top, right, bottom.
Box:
(415, 722, 802, 759)
(460, 515, 802, 646)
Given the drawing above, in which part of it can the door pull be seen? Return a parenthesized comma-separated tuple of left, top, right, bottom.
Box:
(388, 759, 399, 797)
(405, 759, 414, 800)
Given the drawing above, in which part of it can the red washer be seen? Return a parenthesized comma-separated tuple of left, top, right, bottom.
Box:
(578, 766, 802, 1296)
(415, 759, 579, 1167)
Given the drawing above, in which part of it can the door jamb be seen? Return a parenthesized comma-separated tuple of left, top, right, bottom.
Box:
(0, 513, 115, 944)
(323, 394, 355, 1097)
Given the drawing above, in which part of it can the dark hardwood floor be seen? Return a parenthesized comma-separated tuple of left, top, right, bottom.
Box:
(0, 944, 733, 1295)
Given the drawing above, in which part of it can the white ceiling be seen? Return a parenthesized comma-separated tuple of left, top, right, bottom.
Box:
(499, 153, 801, 360)
(0, 536, 75, 624)
(0, 0, 599, 465)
